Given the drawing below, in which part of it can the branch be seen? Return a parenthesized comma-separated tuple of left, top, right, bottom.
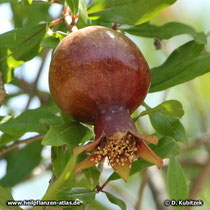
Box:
(135, 169, 148, 210)
(189, 155, 210, 206)
(0, 72, 7, 106)
(63, 7, 78, 32)
(0, 134, 44, 157)
(147, 166, 171, 210)
(25, 49, 49, 110)
(182, 133, 210, 151)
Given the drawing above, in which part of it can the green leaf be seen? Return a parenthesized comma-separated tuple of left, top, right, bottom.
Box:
(0, 140, 43, 187)
(40, 36, 60, 49)
(40, 118, 62, 131)
(60, 110, 75, 123)
(88, 200, 110, 210)
(0, 24, 46, 83)
(134, 100, 184, 121)
(149, 41, 210, 92)
(104, 191, 126, 210)
(121, 22, 207, 44)
(88, 0, 177, 25)
(143, 102, 187, 144)
(7, 51, 24, 72)
(0, 107, 59, 136)
(40, 154, 78, 203)
(167, 156, 188, 209)
(107, 136, 176, 182)
(83, 166, 100, 190)
(42, 122, 94, 146)
(0, 186, 21, 210)
(41, 31, 67, 49)
(27, 0, 32, 4)
(67, 0, 79, 16)
(77, 0, 89, 28)
(0, 24, 46, 61)
(10, 2, 52, 28)
(0, 133, 22, 146)
(53, 31, 68, 40)
(51, 146, 71, 178)
(56, 187, 96, 204)
(149, 113, 187, 144)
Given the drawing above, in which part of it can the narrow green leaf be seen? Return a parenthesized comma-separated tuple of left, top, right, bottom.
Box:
(0, 186, 21, 210)
(77, 0, 89, 28)
(42, 123, 94, 146)
(83, 166, 100, 190)
(67, 0, 79, 16)
(0, 107, 60, 136)
(167, 156, 188, 209)
(56, 187, 96, 204)
(121, 22, 207, 44)
(104, 191, 126, 210)
(88, 0, 177, 25)
(107, 136, 176, 182)
(0, 140, 42, 187)
(149, 41, 209, 92)
(134, 100, 184, 121)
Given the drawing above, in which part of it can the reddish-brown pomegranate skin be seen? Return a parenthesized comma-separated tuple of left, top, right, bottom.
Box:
(49, 26, 163, 181)
(49, 26, 150, 123)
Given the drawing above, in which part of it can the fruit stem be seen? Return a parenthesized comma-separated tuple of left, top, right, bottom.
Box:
(94, 106, 139, 140)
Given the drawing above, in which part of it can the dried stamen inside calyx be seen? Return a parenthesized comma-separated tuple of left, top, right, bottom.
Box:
(91, 133, 138, 167)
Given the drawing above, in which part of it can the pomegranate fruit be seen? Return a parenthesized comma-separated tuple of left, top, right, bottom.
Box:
(49, 26, 163, 181)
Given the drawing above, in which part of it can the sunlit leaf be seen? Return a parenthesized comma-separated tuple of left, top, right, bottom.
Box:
(88, 0, 177, 25)
(134, 100, 184, 121)
(27, 0, 32, 4)
(67, 0, 79, 16)
(77, 0, 89, 28)
(0, 24, 46, 83)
